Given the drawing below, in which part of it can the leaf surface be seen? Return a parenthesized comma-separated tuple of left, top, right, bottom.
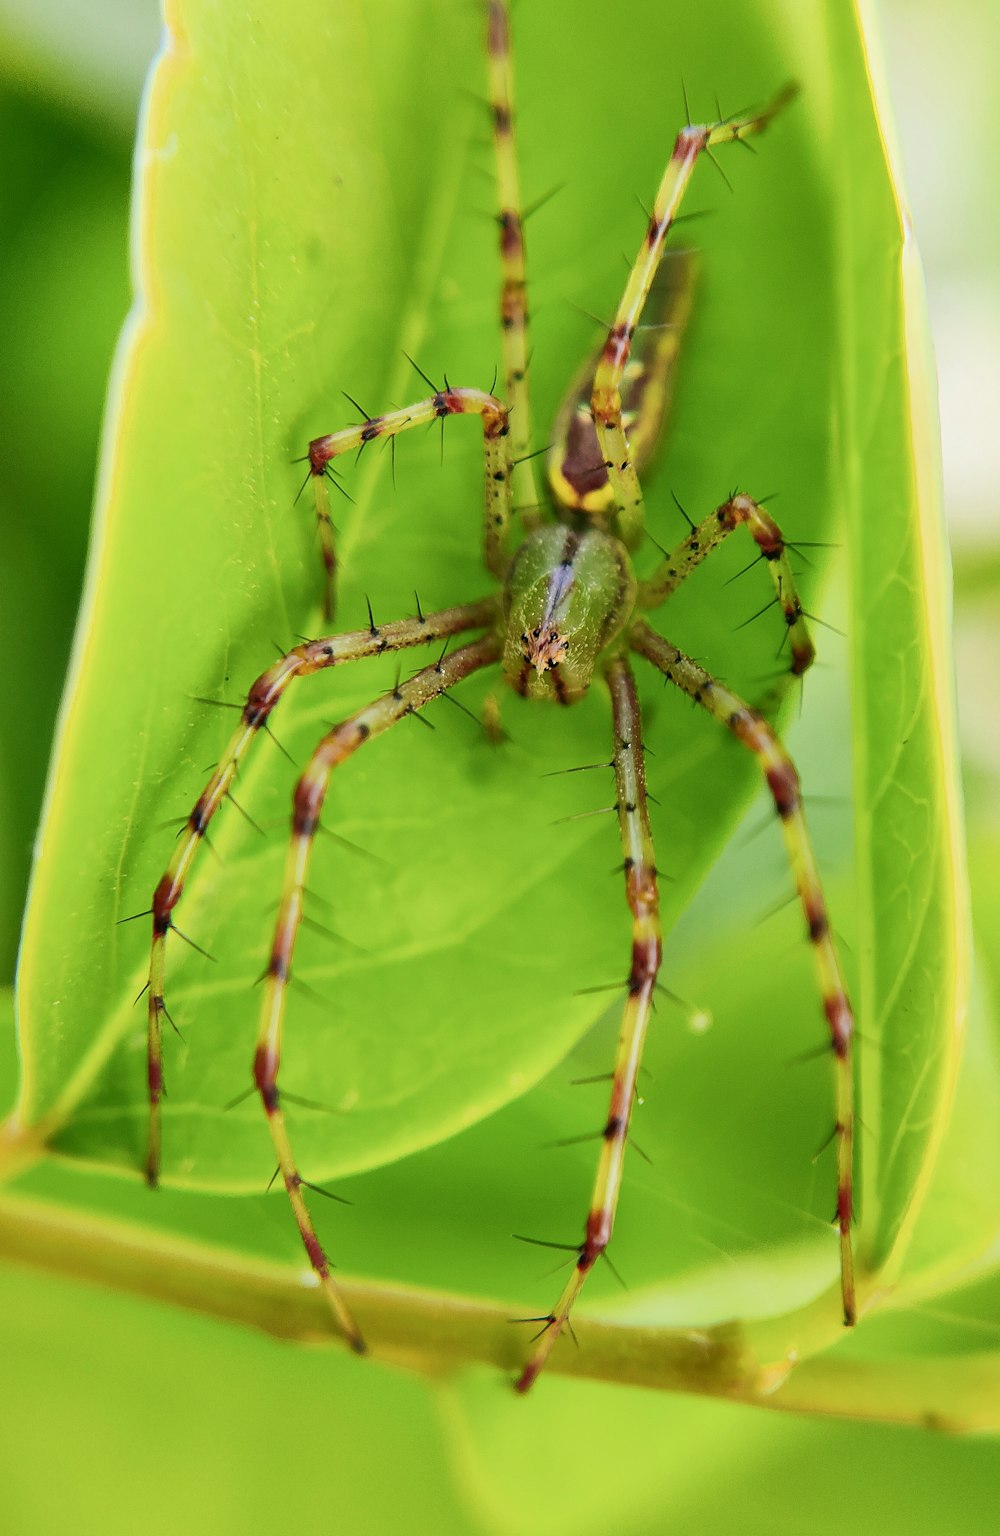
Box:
(10, 0, 963, 1354)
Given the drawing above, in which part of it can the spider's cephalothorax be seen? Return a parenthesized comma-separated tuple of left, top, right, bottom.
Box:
(503, 526, 637, 703)
(140, 1, 855, 1395)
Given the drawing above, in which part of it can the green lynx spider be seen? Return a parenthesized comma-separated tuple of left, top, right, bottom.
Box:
(143, 1, 855, 1393)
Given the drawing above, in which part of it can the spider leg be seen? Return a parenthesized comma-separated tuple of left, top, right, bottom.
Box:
(639, 491, 815, 676)
(145, 597, 499, 1190)
(309, 387, 514, 619)
(590, 88, 795, 547)
(515, 653, 661, 1392)
(253, 632, 501, 1352)
(546, 249, 698, 519)
(629, 617, 856, 1327)
(485, 0, 540, 517)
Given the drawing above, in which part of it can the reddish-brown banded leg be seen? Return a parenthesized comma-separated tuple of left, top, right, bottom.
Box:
(547, 249, 698, 518)
(145, 596, 499, 1190)
(630, 617, 856, 1325)
(309, 387, 514, 618)
(589, 89, 795, 547)
(638, 491, 815, 675)
(485, 0, 539, 516)
(516, 653, 661, 1392)
(254, 632, 501, 1350)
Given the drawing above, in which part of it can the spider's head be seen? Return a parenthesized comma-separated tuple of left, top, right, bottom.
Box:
(502, 525, 636, 703)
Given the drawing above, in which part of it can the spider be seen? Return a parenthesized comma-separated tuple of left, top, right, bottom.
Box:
(141, 0, 856, 1393)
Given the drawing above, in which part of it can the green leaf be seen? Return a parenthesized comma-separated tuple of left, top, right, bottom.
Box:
(5, 0, 966, 1392)
(822, 2, 970, 1287)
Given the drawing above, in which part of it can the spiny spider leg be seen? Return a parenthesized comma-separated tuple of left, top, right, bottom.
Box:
(515, 653, 661, 1393)
(547, 248, 697, 519)
(639, 492, 815, 675)
(145, 597, 499, 1189)
(253, 632, 501, 1352)
(486, 0, 540, 516)
(309, 387, 513, 619)
(630, 618, 856, 1325)
(590, 87, 795, 547)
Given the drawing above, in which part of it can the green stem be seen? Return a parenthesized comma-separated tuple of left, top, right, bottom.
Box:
(0, 1188, 997, 1428)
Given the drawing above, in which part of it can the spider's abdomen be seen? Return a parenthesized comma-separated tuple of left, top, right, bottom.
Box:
(502, 526, 636, 703)
(546, 248, 698, 519)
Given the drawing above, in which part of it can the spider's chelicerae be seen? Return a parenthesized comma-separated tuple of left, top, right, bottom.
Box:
(142, 0, 855, 1392)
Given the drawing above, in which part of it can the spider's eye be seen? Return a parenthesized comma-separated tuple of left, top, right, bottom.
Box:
(532, 627, 541, 638)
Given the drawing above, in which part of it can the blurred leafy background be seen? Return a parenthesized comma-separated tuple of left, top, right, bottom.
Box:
(1, 0, 998, 1532)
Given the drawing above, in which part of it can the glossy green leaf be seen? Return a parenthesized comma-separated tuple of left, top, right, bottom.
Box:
(6, 0, 966, 1384)
(822, 1, 970, 1287)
